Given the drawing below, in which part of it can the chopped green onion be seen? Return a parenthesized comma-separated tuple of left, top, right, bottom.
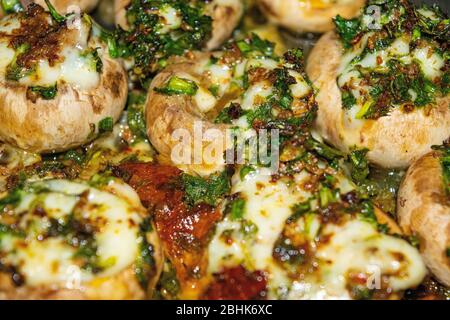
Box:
(100, 30, 120, 58)
(236, 40, 252, 53)
(349, 149, 370, 183)
(412, 27, 421, 41)
(6, 43, 31, 81)
(29, 84, 58, 100)
(208, 84, 220, 97)
(355, 100, 372, 119)
(44, 0, 65, 23)
(82, 48, 103, 73)
(155, 76, 199, 96)
(319, 187, 334, 208)
(227, 198, 246, 220)
(341, 90, 356, 109)
(240, 166, 255, 181)
(288, 201, 311, 223)
(305, 137, 345, 160)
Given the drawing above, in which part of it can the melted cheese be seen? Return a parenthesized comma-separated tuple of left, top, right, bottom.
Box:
(0, 14, 101, 89)
(288, 220, 426, 299)
(0, 179, 143, 287)
(208, 168, 309, 297)
(207, 167, 426, 299)
(158, 5, 182, 34)
(289, 70, 311, 99)
(412, 47, 444, 80)
(195, 87, 218, 113)
(338, 31, 445, 119)
(241, 83, 273, 110)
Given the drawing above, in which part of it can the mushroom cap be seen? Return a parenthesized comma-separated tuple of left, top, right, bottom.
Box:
(0, 11, 128, 153)
(257, 0, 365, 34)
(397, 151, 450, 287)
(306, 31, 450, 168)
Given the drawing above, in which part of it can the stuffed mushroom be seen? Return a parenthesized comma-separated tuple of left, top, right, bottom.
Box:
(141, 37, 426, 299)
(397, 145, 450, 287)
(115, 0, 243, 50)
(0, 4, 128, 153)
(306, 0, 450, 168)
(257, 0, 365, 34)
(112, 0, 244, 85)
(145, 34, 315, 176)
(0, 178, 163, 299)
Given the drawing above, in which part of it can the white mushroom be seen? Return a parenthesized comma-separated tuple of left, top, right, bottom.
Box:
(397, 150, 450, 287)
(0, 5, 128, 153)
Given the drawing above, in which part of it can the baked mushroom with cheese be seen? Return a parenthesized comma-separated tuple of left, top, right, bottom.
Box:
(257, 0, 365, 34)
(112, 0, 243, 85)
(143, 36, 427, 299)
(0, 178, 163, 299)
(397, 145, 450, 287)
(115, 0, 243, 49)
(306, 0, 450, 168)
(145, 34, 313, 176)
(0, 3, 128, 153)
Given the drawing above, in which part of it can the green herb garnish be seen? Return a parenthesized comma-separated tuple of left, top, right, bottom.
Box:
(112, 0, 212, 85)
(181, 170, 231, 207)
(155, 76, 198, 96)
(349, 149, 370, 183)
(334, 15, 360, 48)
(305, 137, 345, 161)
(98, 117, 114, 133)
(127, 93, 148, 141)
(29, 84, 58, 100)
(226, 197, 246, 220)
(44, 0, 65, 23)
